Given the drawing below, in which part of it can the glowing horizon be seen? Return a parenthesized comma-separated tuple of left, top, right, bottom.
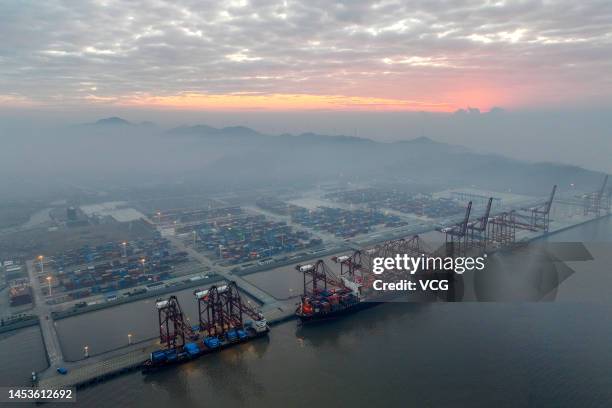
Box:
(116, 92, 458, 112)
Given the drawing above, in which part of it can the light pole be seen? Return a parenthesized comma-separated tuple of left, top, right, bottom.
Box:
(156, 211, 161, 224)
(84, 345, 89, 358)
(128, 333, 133, 345)
(122, 242, 127, 257)
(46, 276, 52, 296)
(140, 258, 146, 276)
(37, 255, 44, 275)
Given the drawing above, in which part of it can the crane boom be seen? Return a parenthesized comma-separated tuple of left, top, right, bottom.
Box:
(460, 201, 472, 236)
(543, 185, 557, 214)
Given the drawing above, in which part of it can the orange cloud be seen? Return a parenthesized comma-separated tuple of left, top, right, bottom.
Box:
(118, 92, 456, 112)
(0, 94, 37, 107)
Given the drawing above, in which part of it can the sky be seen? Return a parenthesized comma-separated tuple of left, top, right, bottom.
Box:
(1, 0, 611, 112)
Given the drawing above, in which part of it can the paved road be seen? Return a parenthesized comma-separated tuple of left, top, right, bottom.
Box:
(166, 236, 281, 308)
(25, 260, 65, 369)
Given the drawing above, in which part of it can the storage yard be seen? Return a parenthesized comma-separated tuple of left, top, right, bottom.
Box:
(257, 196, 410, 238)
(35, 238, 204, 305)
(325, 188, 465, 218)
(0, 218, 156, 261)
(255, 197, 302, 216)
(157, 206, 244, 226)
(290, 206, 407, 237)
(190, 213, 320, 265)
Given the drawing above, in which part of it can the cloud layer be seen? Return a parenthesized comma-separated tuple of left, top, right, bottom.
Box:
(1, 0, 611, 110)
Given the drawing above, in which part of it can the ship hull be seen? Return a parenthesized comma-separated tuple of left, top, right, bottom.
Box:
(297, 301, 380, 323)
(142, 329, 269, 373)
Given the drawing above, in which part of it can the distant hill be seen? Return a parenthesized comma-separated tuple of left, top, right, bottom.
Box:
(167, 124, 375, 145)
(290, 132, 373, 144)
(166, 124, 264, 138)
(91, 117, 133, 126)
(80, 117, 157, 128)
(396, 136, 437, 144)
(65, 119, 606, 195)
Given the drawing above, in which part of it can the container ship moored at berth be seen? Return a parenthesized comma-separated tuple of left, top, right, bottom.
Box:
(295, 261, 377, 323)
(142, 319, 269, 372)
(142, 282, 269, 373)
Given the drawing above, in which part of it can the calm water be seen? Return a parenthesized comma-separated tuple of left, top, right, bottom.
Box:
(0, 325, 48, 386)
(11, 217, 612, 407)
(66, 302, 612, 407)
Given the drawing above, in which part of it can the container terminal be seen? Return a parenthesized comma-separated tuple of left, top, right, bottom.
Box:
(40, 239, 192, 302)
(1, 177, 609, 394)
(325, 188, 466, 218)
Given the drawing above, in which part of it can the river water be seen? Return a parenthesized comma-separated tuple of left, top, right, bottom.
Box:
(9, 217, 612, 407)
(0, 325, 48, 386)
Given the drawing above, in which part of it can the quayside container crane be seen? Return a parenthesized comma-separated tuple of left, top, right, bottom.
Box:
(439, 201, 472, 257)
(194, 281, 267, 339)
(156, 295, 196, 350)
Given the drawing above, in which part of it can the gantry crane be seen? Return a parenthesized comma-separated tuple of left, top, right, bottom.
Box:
(583, 175, 608, 216)
(467, 197, 493, 249)
(156, 295, 196, 349)
(439, 201, 472, 256)
(194, 281, 265, 339)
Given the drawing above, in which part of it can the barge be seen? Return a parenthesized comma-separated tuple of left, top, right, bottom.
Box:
(142, 318, 269, 373)
(142, 282, 269, 373)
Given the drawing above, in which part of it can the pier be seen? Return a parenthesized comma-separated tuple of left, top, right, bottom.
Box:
(35, 307, 296, 392)
(25, 260, 65, 369)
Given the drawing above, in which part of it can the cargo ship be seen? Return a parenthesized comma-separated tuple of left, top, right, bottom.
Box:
(295, 292, 378, 323)
(142, 284, 269, 373)
(142, 318, 269, 373)
(295, 262, 378, 323)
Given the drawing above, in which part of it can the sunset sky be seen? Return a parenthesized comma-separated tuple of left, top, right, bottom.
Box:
(2, 0, 611, 112)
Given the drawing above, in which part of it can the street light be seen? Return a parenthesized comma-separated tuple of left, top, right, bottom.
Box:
(140, 258, 146, 276)
(128, 333, 133, 345)
(121, 242, 127, 257)
(84, 345, 89, 358)
(46, 276, 52, 296)
(37, 255, 44, 275)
